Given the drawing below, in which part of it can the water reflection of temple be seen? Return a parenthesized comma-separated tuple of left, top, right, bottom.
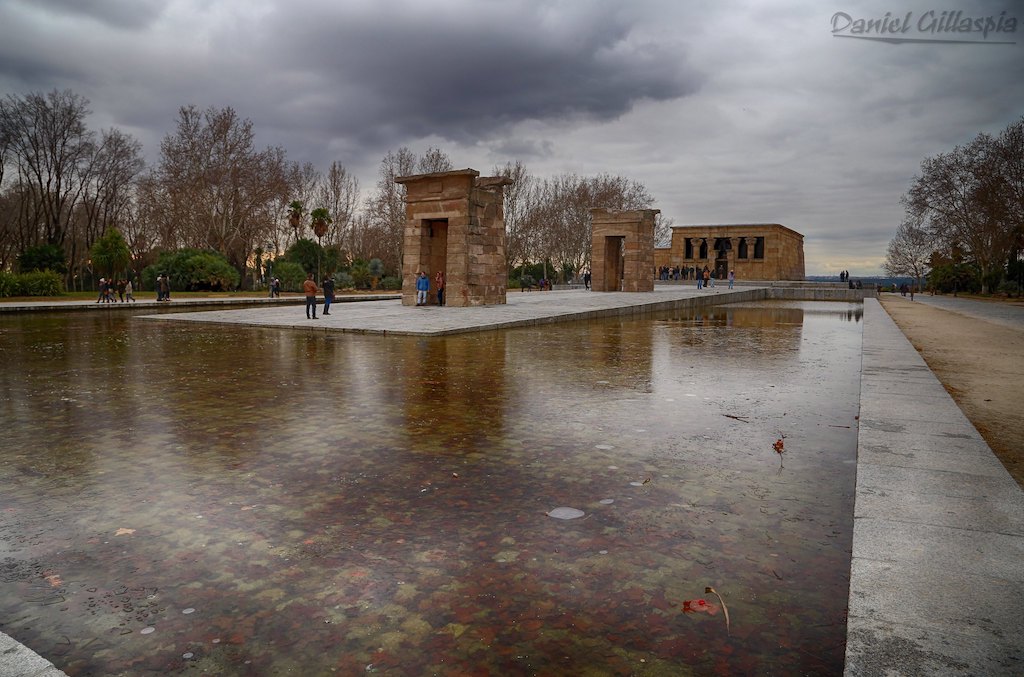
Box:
(397, 333, 509, 452)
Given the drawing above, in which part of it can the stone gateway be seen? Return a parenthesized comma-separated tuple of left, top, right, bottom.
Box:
(396, 169, 513, 307)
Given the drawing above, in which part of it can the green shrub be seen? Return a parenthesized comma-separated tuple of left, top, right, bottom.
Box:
(0, 271, 17, 297)
(142, 249, 240, 291)
(283, 238, 339, 275)
(350, 260, 372, 289)
(272, 261, 306, 292)
(928, 263, 979, 294)
(997, 280, 1020, 297)
(379, 275, 402, 291)
(8, 270, 64, 296)
(178, 252, 240, 291)
(334, 272, 355, 290)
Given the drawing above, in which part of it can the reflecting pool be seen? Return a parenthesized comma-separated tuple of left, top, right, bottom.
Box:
(0, 300, 863, 675)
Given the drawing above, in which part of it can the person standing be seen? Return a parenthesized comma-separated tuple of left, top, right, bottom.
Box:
(303, 272, 319, 319)
(703, 266, 710, 290)
(728, 269, 735, 289)
(696, 269, 703, 290)
(96, 278, 106, 303)
(157, 274, 170, 302)
(584, 270, 591, 290)
(125, 279, 136, 302)
(415, 271, 430, 306)
(434, 270, 445, 306)
(322, 275, 335, 315)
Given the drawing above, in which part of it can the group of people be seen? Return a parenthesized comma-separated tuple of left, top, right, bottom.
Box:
(302, 273, 336, 319)
(95, 277, 136, 303)
(839, 270, 851, 282)
(690, 266, 736, 290)
(415, 270, 446, 306)
(658, 265, 735, 290)
(155, 274, 172, 301)
(658, 265, 693, 281)
(267, 277, 281, 298)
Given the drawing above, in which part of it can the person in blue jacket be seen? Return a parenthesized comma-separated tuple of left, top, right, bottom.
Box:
(415, 271, 430, 306)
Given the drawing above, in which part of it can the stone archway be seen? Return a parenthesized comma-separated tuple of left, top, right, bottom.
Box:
(395, 169, 513, 307)
(590, 209, 658, 292)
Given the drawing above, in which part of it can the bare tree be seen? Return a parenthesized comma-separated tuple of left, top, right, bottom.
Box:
(884, 218, 934, 292)
(493, 160, 540, 272)
(526, 172, 656, 281)
(0, 89, 95, 251)
(417, 146, 453, 174)
(995, 117, 1024, 248)
(152, 105, 290, 286)
(907, 130, 1017, 293)
(654, 212, 674, 249)
(285, 161, 321, 245)
(69, 128, 145, 286)
(316, 161, 359, 251)
(367, 147, 417, 272)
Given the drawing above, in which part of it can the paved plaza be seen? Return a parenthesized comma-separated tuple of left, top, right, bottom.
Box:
(1, 289, 1021, 676)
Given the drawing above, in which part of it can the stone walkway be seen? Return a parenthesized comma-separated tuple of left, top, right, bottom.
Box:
(845, 299, 1024, 675)
(139, 287, 770, 335)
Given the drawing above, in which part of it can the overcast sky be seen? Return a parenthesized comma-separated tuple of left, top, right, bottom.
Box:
(1, 0, 1021, 275)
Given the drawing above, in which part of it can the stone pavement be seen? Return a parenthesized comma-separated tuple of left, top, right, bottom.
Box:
(140, 286, 769, 335)
(0, 633, 66, 677)
(845, 299, 1024, 675)
(140, 285, 866, 335)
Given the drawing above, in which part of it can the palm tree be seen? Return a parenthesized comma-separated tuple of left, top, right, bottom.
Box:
(288, 201, 305, 243)
(310, 208, 332, 280)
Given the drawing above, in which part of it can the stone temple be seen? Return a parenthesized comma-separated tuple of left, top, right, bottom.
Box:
(590, 208, 659, 292)
(396, 169, 513, 307)
(655, 224, 805, 281)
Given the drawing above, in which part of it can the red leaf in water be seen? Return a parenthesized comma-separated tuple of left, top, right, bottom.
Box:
(682, 599, 719, 615)
(773, 438, 785, 455)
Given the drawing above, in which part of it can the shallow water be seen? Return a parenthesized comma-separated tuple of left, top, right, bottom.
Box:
(0, 301, 862, 675)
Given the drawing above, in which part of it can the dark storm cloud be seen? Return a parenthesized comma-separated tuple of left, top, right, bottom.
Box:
(254, 1, 702, 148)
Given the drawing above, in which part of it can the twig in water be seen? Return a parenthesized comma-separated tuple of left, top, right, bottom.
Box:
(705, 586, 730, 635)
(723, 414, 749, 423)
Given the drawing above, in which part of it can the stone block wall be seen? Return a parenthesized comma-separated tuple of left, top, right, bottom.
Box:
(591, 209, 658, 292)
(396, 169, 511, 307)
(655, 224, 805, 281)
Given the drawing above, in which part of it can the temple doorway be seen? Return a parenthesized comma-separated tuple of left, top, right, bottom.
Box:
(603, 236, 625, 291)
(424, 219, 448, 304)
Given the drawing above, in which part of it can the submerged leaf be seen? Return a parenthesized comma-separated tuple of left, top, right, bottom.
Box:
(547, 507, 585, 520)
(682, 599, 719, 615)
